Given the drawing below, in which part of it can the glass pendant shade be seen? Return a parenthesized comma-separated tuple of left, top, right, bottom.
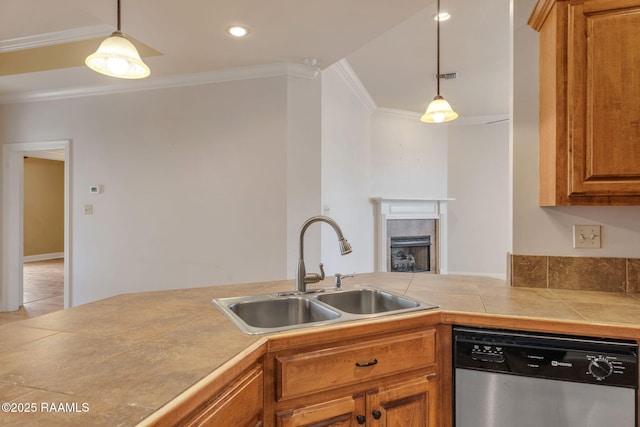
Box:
(85, 31, 150, 79)
(420, 95, 459, 123)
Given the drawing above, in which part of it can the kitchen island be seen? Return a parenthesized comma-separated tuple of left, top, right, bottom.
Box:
(1, 272, 640, 426)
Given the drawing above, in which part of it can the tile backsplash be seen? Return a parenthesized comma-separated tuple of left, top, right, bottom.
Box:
(510, 255, 640, 293)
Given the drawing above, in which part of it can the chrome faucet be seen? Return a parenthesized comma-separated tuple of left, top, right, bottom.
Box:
(295, 215, 352, 293)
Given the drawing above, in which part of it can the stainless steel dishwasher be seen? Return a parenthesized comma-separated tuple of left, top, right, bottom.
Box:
(454, 326, 638, 427)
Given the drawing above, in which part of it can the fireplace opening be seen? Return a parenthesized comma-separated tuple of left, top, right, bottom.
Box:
(372, 199, 446, 274)
(390, 235, 431, 273)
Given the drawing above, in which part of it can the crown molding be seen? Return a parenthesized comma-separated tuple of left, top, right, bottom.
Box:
(0, 25, 113, 52)
(331, 58, 377, 113)
(449, 114, 509, 126)
(375, 107, 422, 118)
(375, 108, 509, 126)
(0, 62, 320, 104)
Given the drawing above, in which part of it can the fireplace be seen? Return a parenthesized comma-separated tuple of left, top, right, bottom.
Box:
(387, 218, 436, 273)
(390, 236, 431, 272)
(371, 198, 450, 274)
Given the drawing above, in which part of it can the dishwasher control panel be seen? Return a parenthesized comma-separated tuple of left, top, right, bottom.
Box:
(454, 326, 638, 388)
(470, 343, 505, 363)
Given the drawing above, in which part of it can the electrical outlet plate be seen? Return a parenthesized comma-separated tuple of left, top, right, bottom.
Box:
(573, 225, 601, 249)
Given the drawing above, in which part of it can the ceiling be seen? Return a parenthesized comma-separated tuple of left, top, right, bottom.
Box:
(0, 0, 510, 118)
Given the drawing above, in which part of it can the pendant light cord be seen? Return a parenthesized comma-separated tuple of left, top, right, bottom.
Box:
(117, 0, 121, 32)
(436, 0, 441, 96)
(420, 0, 458, 123)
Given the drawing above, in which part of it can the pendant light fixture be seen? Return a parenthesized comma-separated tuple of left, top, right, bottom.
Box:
(421, 0, 458, 123)
(85, 0, 150, 79)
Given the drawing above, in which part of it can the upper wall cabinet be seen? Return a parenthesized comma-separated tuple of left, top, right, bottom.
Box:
(530, 0, 640, 206)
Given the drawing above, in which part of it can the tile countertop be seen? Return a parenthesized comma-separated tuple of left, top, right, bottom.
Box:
(2, 272, 640, 426)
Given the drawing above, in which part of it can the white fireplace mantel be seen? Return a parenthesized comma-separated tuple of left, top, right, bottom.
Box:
(370, 197, 453, 274)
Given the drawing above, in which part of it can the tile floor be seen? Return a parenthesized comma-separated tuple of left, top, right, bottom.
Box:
(0, 259, 64, 326)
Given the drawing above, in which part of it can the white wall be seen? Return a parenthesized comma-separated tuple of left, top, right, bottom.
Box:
(286, 74, 322, 277)
(513, 0, 640, 258)
(320, 60, 511, 278)
(370, 110, 448, 199)
(3, 57, 498, 308)
(447, 122, 510, 278)
(320, 63, 374, 276)
(4, 2, 606, 309)
(1, 74, 322, 306)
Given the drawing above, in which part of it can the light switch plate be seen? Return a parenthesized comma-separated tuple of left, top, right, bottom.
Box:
(573, 225, 601, 249)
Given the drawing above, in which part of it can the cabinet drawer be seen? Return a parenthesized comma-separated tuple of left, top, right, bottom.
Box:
(275, 329, 436, 400)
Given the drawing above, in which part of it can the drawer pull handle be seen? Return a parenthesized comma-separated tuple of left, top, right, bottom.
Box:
(372, 409, 382, 420)
(356, 415, 366, 424)
(355, 358, 378, 367)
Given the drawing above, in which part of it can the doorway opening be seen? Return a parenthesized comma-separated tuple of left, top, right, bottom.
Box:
(2, 140, 71, 313)
(23, 153, 66, 315)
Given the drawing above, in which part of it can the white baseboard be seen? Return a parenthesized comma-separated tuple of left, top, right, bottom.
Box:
(24, 252, 64, 263)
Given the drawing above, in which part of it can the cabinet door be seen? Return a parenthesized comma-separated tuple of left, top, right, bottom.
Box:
(367, 375, 438, 427)
(567, 0, 640, 197)
(183, 365, 263, 427)
(276, 395, 366, 427)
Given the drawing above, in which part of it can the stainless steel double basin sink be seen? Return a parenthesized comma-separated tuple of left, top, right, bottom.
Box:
(212, 287, 438, 335)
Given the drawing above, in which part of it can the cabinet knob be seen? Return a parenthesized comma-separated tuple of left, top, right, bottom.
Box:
(356, 414, 366, 424)
(372, 409, 382, 420)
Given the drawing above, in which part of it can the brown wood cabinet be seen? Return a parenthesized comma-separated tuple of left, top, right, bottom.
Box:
(276, 395, 362, 427)
(182, 364, 263, 427)
(529, 0, 640, 205)
(275, 375, 437, 427)
(141, 349, 265, 427)
(368, 375, 439, 427)
(265, 327, 443, 427)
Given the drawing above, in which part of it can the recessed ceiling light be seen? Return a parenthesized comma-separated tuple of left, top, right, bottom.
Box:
(227, 26, 249, 37)
(434, 12, 451, 22)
